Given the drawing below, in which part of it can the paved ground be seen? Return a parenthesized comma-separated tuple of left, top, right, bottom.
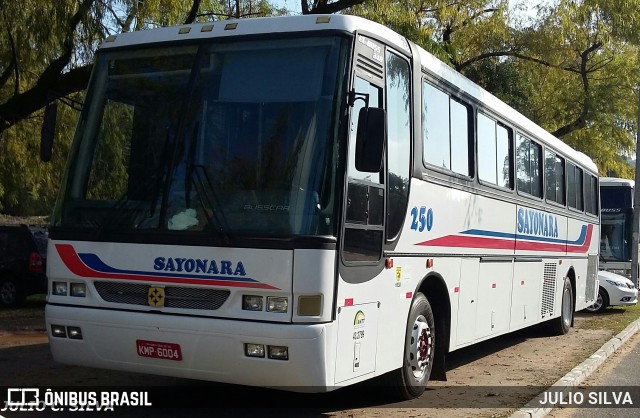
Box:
(512, 318, 640, 418)
(0, 303, 637, 418)
(546, 330, 640, 418)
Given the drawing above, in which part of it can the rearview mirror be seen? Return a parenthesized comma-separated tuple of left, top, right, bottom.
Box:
(40, 100, 57, 162)
(355, 107, 386, 173)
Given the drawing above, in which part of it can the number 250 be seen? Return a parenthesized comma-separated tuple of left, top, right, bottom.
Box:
(410, 206, 433, 232)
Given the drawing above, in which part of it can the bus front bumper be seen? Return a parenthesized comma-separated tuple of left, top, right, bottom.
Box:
(45, 304, 335, 390)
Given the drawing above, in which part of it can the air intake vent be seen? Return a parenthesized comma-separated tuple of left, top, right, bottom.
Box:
(94, 282, 230, 310)
(586, 254, 597, 300)
(541, 263, 556, 318)
(356, 53, 383, 82)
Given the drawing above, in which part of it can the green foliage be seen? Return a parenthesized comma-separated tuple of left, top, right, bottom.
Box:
(508, 0, 640, 177)
(0, 94, 78, 215)
(350, 0, 640, 178)
(2, 0, 640, 215)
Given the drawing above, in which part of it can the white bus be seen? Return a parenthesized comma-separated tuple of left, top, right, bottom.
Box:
(599, 177, 636, 279)
(43, 14, 599, 399)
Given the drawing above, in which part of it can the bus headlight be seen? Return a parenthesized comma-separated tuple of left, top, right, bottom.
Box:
(70, 283, 87, 297)
(245, 343, 265, 358)
(52, 282, 68, 296)
(242, 295, 263, 311)
(51, 325, 67, 338)
(268, 345, 289, 360)
(266, 297, 288, 313)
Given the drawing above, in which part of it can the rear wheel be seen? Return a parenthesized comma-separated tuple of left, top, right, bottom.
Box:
(384, 293, 435, 399)
(0, 278, 24, 307)
(551, 277, 573, 335)
(584, 287, 609, 313)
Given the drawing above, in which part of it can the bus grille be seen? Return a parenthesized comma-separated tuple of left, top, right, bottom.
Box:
(94, 282, 230, 310)
(541, 263, 556, 318)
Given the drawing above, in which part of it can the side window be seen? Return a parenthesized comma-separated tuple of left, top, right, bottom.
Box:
(585, 174, 599, 215)
(545, 150, 565, 205)
(344, 76, 384, 262)
(386, 51, 411, 241)
(348, 77, 382, 184)
(567, 163, 584, 211)
(422, 82, 470, 176)
(450, 100, 470, 175)
(478, 113, 511, 188)
(516, 134, 542, 198)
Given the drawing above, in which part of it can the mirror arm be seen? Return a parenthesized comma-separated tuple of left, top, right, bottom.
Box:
(347, 90, 369, 108)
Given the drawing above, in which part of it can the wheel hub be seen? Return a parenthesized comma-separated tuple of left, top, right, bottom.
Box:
(409, 315, 432, 379)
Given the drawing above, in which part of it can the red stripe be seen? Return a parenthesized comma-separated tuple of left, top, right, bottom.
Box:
(416, 224, 593, 254)
(416, 236, 515, 250)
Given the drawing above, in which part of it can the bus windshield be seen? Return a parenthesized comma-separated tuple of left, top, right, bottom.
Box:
(600, 212, 631, 262)
(54, 37, 347, 239)
(600, 185, 634, 262)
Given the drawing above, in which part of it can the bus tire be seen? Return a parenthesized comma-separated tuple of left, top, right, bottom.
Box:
(551, 277, 573, 335)
(0, 277, 24, 308)
(385, 292, 435, 400)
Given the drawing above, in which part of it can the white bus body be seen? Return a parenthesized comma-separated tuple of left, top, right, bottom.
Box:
(45, 14, 599, 398)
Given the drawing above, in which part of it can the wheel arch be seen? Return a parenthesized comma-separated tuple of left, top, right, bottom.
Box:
(416, 272, 450, 381)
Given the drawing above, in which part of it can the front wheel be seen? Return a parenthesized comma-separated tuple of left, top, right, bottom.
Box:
(550, 277, 574, 335)
(384, 292, 435, 399)
(584, 287, 609, 314)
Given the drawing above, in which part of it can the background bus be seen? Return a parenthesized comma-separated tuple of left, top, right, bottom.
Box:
(42, 14, 599, 400)
(599, 177, 636, 280)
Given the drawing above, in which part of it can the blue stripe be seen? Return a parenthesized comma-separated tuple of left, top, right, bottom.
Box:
(462, 225, 587, 246)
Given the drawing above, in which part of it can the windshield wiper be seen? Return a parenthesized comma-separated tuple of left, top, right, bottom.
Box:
(159, 46, 205, 228)
(182, 120, 231, 242)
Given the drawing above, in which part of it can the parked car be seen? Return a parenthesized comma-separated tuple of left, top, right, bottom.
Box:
(0, 224, 48, 307)
(585, 270, 638, 313)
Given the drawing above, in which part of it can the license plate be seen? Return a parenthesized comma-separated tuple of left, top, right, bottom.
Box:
(136, 339, 182, 361)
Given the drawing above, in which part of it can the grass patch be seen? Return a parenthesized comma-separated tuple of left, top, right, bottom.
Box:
(0, 294, 46, 332)
(579, 303, 640, 333)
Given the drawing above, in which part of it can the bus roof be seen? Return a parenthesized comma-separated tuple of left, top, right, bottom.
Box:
(600, 177, 634, 188)
(98, 14, 411, 54)
(99, 14, 598, 175)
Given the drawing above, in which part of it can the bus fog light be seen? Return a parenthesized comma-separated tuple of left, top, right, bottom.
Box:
(52, 282, 68, 296)
(268, 345, 289, 360)
(297, 295, 322, 316)
(70, 283, 87, 297)
(51, 325, 67, 338)
(245, 343, 265, 358)
(242, 295, 263, 311)
(67, 326, 83, 339)
(267, 297, 288, 313)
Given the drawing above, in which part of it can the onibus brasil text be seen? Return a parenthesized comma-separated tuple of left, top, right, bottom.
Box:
(1, 389, 151, 412)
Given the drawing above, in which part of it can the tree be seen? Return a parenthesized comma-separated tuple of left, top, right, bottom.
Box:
(0, 0, 292, 213)
(506, 0, 639, 176)
(349, 0, 640, 176)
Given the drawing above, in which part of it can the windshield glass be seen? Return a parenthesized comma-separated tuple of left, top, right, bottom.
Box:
(54, 37, 346, 239)
(600, 212, 631, 262)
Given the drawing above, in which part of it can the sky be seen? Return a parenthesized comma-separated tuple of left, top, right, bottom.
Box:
(276, 0, 301, 14)
(273, 0, 554, 19)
